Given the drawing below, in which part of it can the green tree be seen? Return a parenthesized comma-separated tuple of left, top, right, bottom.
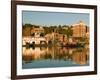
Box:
(22, 24, 33, 36)
(66, 27, 73, 38)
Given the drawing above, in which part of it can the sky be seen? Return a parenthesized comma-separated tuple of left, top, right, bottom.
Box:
(22, 11, 89, 26)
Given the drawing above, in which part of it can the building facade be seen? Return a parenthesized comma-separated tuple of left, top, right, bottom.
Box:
(72, 21, 89, 38)
(31, 26, 44, 37)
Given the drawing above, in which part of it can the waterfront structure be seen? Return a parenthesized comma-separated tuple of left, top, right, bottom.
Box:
(23, 36, 46, 45)
(23, 26, 46, 45)
(22, 21, 89, 46)
(31, 26, 44, 37)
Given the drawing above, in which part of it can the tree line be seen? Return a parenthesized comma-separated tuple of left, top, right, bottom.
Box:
(22, 24, 73, 38)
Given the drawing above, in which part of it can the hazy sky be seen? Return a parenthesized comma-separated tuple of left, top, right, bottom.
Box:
(22, 11, 89, 26)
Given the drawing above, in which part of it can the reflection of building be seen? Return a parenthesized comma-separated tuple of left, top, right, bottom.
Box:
(23, 47, 89, 66)
(72, 49, 89, 65)
(72, 21, 89, 38)
(23, 47, 47, 60)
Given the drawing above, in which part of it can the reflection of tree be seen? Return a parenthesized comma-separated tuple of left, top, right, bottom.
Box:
(22, 47, 89, 65)
(43, 53, 52, 59)
(23, 55, 32, 63)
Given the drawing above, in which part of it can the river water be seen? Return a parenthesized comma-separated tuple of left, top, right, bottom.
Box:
(22, 46, 89, 69)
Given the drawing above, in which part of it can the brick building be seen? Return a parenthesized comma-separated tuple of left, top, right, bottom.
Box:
(72, 21, 89, 38)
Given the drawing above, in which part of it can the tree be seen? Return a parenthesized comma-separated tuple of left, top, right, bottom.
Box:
(22, 24, 33, 36)
(23, 24, 33, 28)
(66, 27, 73, 38)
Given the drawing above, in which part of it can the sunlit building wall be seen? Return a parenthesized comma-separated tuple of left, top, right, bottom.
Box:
(72, 21, 89, 38)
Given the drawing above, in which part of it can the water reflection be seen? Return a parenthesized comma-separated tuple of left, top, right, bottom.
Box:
(22, 46, 89, 68)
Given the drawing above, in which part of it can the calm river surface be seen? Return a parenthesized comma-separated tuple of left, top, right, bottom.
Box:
(22, 46, 89, 69)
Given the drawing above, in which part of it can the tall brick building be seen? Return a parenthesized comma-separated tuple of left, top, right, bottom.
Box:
(72, 21, 89, 38)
